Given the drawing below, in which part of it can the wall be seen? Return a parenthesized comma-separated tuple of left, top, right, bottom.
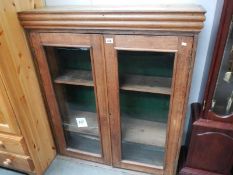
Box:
(45, 0, 224, 142)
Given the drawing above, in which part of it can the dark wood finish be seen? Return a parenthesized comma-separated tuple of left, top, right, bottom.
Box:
(181, 118, 233, 175)
(180, 2, 233, 174)
(191, 103, 202, 123)
(192, 127, 233, 173)
(180, 103, 233, 175)
(19, 6, 205, 175)
(201, 0, 233, 123)
(207, 111, 233, 123)
(180, 1, 233, 174)
(180, 167, 223, 175)
(18, 5, 205, 33)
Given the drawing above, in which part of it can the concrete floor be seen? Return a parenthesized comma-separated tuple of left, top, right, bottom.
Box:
(0, 155, 151, 175)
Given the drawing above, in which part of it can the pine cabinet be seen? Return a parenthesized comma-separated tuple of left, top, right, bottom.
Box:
(0, 1, 55, 174)
(0, 77, 20, 135)
(0, 46, 55, 174)
(19, 5, 205, 175)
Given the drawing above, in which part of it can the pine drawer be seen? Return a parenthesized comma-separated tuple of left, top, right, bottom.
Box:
(0, 150, 34, 172)
(0, 133, 29, 155)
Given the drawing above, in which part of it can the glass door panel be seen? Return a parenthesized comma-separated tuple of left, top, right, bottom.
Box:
(211, 19, 233, 116)
(44, 46, 101, 155)
(104, 35, 192, 174)
(118, 51, 175, 167)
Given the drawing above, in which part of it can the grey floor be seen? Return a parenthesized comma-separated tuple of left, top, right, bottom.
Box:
(0, 155, 151, 175)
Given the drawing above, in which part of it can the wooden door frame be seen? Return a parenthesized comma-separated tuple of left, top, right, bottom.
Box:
(104, 34, 194, 175)
(29, 32, 112, 164)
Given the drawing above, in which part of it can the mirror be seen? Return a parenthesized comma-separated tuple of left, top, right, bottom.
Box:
(211, 17, 233, 116)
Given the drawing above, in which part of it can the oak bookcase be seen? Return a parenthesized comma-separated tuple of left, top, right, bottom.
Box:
(18, 5, 205, 175)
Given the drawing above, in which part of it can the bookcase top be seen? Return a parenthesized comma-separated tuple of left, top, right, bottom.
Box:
(18, 5, 205, 33)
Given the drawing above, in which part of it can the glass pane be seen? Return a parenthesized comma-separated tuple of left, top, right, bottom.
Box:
(211, 19, 233, 116)
(44, 46, 101, 155)
(118, 51, 175, 167)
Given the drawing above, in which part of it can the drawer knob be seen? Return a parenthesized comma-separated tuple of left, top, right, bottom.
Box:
(3, 158, 12, 166)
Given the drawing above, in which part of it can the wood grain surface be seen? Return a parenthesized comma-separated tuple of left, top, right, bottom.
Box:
(0, 0, 56, 174)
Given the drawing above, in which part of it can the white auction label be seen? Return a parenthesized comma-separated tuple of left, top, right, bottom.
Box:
(76, 118, 88, 127)
(105, 38, 113, 44)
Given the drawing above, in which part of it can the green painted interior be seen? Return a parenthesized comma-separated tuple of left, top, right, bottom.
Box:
(118, 50, 175, 78)
(53, 47, 96, 112)
(65, 85, 97, 113)
(120, 90, 170, 123)
(118, 51, 173, 123)
(57, 47, 92, 72)
(50, 48, 173, 124)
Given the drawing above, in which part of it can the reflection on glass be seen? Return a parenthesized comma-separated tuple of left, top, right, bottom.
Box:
(211, 19, 233, 116)
(118, 51, 174, 167)
(44, 47, 101, 155)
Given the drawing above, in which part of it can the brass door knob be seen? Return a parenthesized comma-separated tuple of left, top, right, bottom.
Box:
(3, 158, 12, 166)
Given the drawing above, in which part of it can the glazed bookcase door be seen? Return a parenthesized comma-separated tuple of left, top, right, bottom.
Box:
(0, 75, 20, 135)
(104, 35, 193, 175)
(29, 33, 111, 164)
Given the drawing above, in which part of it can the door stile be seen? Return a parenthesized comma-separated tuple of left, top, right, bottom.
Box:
(90, 35, 112, 164)
(103, 35, 122, 166)
(164, 36, 193, 175)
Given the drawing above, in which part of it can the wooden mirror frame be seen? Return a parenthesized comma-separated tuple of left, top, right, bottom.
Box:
(201, 0, 233, 123)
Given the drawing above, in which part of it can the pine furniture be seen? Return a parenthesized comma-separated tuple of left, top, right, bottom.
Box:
(0, 36, 55, 174)
(0, 0, 56, 174)
(18, 5, 205, 175)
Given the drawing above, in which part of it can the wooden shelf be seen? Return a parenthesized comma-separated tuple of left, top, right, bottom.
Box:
(54, 70, 171, 95)
(121, 115, 167, 147)
(54, 70, 93, 86)
(63, 109, 167, 147)
(122, 141, 164, 167)
(120, 74, 172, 95)
(66, 131, 101, 154)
